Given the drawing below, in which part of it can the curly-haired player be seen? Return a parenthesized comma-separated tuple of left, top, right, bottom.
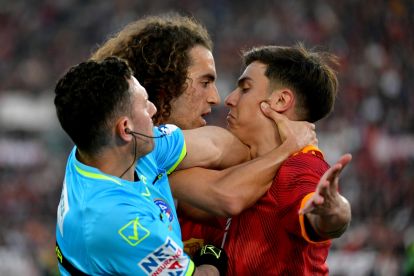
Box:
(92, 13, 217, 129)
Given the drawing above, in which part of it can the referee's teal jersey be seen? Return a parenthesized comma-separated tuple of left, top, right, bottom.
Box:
(56, 125, 195, 275)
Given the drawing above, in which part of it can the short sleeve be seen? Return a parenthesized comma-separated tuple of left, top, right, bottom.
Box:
(152, 125, 187, 174)
(275, 153, 329, 241)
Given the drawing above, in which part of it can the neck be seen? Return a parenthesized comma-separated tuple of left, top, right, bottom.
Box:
(77, 147, 137, 181)
(245, 123, 282, 158)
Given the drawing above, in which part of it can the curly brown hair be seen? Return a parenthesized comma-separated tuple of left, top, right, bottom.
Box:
(91, 13, 213, 125)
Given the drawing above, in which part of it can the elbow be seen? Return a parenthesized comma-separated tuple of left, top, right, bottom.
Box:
(221, 201, 245, 217)
(214, 193, 249, 217)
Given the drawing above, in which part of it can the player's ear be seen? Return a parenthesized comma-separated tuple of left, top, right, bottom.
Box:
(268, 88, 295, 113)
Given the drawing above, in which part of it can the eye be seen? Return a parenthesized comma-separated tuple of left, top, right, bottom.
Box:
(201, 81, 210, 88)
(240, 86, 249, 93)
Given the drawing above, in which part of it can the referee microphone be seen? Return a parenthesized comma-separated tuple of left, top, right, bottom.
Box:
(119, 128, 165, 179)
(125, 128, 166, 139)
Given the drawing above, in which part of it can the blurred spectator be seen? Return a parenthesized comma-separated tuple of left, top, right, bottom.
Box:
(0, 0, 413, 274)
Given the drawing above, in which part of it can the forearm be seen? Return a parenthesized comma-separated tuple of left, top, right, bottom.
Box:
(171, 141, 297, 216)
(307, 195, 351, 239)
(177, 201, 218, 223)
(179, 126, 250, 171)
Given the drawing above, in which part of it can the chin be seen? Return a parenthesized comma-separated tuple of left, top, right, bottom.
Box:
(186, 121, 205, 130)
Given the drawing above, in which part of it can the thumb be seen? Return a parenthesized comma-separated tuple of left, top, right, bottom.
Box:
(260, 101, 286, 124)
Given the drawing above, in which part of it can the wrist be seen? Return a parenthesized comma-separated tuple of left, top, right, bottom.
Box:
(193, 245, 228, 275)
(312, 200, 351, 239)
(278, 139, 300, 157)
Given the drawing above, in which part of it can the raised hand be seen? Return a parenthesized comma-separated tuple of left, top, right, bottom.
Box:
(299, 153, 352, 215)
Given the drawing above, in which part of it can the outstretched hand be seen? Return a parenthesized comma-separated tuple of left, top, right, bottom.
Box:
(299, 153, 352, 215)
(260, 101, 317, 150)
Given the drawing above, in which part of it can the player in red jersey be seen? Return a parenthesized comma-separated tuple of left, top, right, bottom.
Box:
(171, 44, 352, 275)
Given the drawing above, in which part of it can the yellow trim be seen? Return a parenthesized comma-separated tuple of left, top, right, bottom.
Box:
(167, 142, 187, 175)
(55, 245, 63, 264)
(75, 165, 122, 185)
(141, 186, 151, 197)
(299, 192, 330, 244)
(292, 145, 324, 158)
(185, 260, 195, 276)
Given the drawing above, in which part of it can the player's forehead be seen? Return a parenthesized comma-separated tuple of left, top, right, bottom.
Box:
(238, 61, 269, 86)
(187, 45, 216, 80)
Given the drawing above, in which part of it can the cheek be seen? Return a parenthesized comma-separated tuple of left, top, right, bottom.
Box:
(189, 91, 205, 109)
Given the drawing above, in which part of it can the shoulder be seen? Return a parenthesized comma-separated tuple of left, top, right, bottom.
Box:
(284, 146, 328, 172)
(274, 146, 329, 186)
(155, 124, 182, 137)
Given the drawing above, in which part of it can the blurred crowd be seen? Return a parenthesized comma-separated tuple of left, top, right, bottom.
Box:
(0, 0, 413, 275)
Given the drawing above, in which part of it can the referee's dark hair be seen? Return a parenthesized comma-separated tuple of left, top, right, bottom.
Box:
(54, 57, 133, 155)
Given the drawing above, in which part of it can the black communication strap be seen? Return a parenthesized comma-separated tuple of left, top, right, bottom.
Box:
(55, 241, 89, 276)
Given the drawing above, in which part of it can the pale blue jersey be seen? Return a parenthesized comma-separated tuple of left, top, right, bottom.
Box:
(56, 125, 195, 275)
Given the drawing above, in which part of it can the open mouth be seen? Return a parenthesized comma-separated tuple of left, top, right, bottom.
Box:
(199, 111, 211, 126)
(201, 109, 211, 117)
(201, 110, 211, 120)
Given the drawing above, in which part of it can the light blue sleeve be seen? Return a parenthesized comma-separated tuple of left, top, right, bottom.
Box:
(152, 124, 186, 174)
(86, 195, 195, 275)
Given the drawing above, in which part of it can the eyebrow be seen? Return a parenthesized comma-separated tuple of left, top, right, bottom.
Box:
(237, 76, 252, 87)
(199, 73, 216, 81)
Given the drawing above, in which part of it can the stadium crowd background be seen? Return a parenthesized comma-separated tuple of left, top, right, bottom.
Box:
(0, 0, 413, 275)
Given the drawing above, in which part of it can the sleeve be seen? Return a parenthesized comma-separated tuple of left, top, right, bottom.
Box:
(152, 124, 187, 174)
(277, 153, 330, 243)
(87, 197, 195, 275)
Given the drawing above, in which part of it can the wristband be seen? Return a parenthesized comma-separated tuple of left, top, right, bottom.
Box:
(193, 244, 228, 275)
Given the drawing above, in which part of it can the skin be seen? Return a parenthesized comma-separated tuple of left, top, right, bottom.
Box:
(124, 77, 157, 155)
(166, 50, 319, 219)
(65, 44, 316, 274)
(167, 45, 220, 129)
(170, 60, 351, 242)
(225, 62, 281, 157)
(224, 61, 350, 238)
(77, 76, 157, 181)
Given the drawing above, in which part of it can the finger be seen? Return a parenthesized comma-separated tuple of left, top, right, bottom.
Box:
(336, 153, 352, 168)
(326, 153, 352, 192)
(314, 193, 325, 205)
(260, 102, 287, 124)
(320, 164, 342, 196)
(312, 137, 318, 147)
(326, 154, 352, 182)
(299, 194, 325, 215)
(299, 200, 314, 215)
(325, 163, 343, 183)
(317, 180, 331, 197)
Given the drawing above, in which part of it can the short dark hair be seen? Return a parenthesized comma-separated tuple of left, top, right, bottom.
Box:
(54, 57, 133, 154)
(243, 44, 339, 122)
(91, 13, 212, 125)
